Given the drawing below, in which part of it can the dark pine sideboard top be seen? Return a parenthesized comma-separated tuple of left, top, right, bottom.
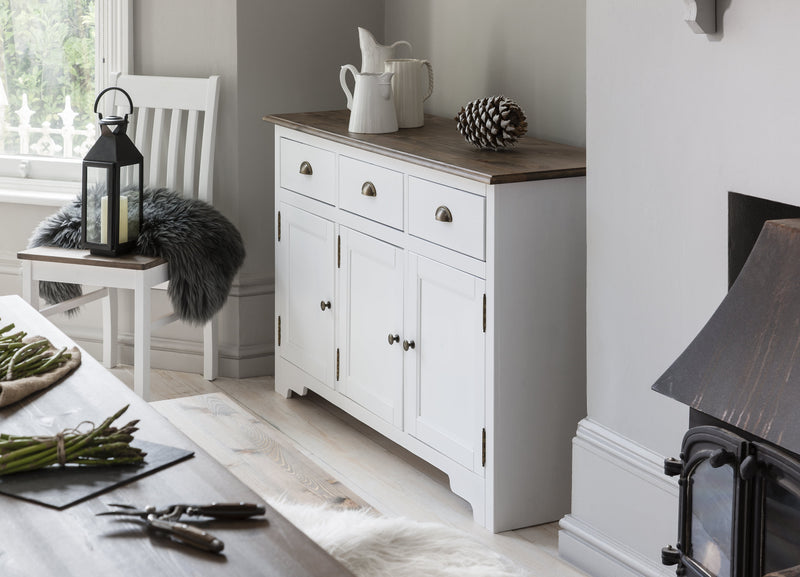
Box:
(264, 110, 586, 186)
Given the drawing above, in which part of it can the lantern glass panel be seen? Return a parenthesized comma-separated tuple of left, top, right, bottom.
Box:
(84, 164, 112, 245)
(120, 162, 141, 240)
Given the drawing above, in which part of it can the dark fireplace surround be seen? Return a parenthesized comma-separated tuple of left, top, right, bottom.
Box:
(653, 193, 800, 577)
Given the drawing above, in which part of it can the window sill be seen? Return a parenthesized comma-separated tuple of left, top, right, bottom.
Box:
(0, 178, 79, 207)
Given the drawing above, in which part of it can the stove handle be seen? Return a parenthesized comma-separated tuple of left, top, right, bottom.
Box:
(709, 448, 736, 468)
(739, 454, 759, 480)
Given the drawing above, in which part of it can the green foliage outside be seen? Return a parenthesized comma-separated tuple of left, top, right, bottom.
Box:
(0, 0, 95, 154)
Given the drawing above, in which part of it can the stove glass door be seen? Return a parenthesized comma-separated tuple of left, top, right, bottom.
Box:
(762, 474, 800, 574)
(690, 458, 734, 577)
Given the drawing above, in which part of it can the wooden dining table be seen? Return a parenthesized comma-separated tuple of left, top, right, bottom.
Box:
(0, 294, 354, 577)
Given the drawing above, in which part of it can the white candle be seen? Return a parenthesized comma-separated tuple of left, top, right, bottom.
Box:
(100, 195, 129, 244)
(100, 196, 107, 244)
(119, 196, 128, 243)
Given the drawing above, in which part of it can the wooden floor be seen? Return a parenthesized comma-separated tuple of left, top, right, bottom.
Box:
(111, 366, 588, 577)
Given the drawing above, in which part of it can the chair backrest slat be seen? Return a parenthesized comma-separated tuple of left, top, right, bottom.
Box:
(133, 106, 151, 182)
(183, 110, 200, 199)
(165, 109, 183, 190)
(198, 79, 219, 204)
(149, 107, 166, 186)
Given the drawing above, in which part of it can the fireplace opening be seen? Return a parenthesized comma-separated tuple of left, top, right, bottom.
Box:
(655, 194, 800, 577)
(728, 192, 800, 288)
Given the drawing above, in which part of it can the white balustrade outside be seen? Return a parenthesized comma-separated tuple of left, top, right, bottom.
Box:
(0, 94, 96, 158)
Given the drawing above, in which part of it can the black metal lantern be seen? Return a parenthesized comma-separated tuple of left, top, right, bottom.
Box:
(81, 87, 143, 256)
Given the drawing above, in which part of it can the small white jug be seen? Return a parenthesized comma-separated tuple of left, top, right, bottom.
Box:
(340, 64, 398, 134)
(358, 27, 412, 73)
(384, 59, 433, 128)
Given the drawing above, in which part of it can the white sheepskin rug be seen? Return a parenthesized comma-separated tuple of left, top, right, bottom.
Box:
(268, 499, 528, 577)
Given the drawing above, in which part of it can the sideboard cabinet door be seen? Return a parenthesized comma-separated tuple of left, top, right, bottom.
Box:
(338, 227, 404, 428)
(276, 202, 336, 389)
(404, 253, 486, 473)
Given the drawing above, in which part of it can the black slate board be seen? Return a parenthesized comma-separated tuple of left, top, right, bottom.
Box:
(0, 440, 193, 509)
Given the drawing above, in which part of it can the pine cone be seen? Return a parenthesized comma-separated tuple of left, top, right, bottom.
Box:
(454, 95, 528, 150)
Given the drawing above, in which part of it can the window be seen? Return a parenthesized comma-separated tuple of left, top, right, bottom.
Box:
(0, 0, 130, 197)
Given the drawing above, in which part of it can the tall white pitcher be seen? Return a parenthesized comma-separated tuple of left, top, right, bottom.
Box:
(358, 27, 412, 73)
(384, 59, 434, 128)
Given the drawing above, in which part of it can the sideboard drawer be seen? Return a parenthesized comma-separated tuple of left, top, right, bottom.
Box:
(408, 177, 485, 260)
(339, 156, 404, 230)
(280, 138, 336, 205)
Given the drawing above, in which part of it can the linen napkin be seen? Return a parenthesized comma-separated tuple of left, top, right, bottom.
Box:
(0, 345, 81, 407)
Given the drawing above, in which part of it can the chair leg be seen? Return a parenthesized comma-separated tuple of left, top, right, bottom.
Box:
(21, 260, 39, 309)
(133, 279, 151, 400)
(102, 288, 119, 369)
(203, 316, 218, 381)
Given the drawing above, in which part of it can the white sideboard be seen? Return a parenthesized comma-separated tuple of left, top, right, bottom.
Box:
(265, 110, 586, 533)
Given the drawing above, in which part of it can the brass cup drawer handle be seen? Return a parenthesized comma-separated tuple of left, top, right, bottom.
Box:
(320, 300, 331, 311)
(299, 161, 313, 175)
(434, 205, 453, 223)
(402, 339, 415, 351)
(388, 333, 400, 345)
(361, 181, 377, 197)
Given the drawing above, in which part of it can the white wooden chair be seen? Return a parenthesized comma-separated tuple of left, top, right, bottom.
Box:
(17, 73, 221, 400)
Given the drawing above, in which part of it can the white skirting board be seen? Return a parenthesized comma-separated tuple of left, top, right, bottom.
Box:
(559, 418, 679, 577)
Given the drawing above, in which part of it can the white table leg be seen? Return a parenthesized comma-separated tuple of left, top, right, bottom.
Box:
(102, 288, 118, 369)
(133, 277, 151, 400)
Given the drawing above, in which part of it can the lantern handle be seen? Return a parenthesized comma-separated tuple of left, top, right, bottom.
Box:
(93, 86, 134, 120)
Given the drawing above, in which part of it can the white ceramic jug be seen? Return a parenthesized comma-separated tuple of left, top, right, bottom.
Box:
(358, 27, 412, 73)
(340, 64, 398, 134)
(384, 59, 433, 128)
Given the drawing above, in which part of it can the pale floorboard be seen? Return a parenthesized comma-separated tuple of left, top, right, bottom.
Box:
(111, 365, 588, 577)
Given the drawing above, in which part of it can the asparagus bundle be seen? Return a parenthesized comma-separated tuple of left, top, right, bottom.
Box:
(0, 320, 72, 381)
(0, 405, 146, 476)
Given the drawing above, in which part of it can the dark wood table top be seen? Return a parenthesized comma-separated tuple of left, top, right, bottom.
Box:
(264, 109, 586, 185)
(0, 295, 353, 577)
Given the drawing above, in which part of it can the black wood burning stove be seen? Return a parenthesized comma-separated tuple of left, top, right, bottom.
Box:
(653, 219, 800, 577)
(659, 418, 800, 577)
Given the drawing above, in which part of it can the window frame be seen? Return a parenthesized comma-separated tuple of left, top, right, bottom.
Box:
(0, 0, 132, 206)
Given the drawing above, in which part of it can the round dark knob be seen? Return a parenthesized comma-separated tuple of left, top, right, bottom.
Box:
(661, 545, 681, 566)
(388, 334, 400, 345)
(402, 339, 415, 351)
(663, 457, 683, 477)
(320, 300, 331, 311)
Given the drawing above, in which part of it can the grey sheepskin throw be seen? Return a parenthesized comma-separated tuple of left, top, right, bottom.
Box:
(28, 188, 245, 324)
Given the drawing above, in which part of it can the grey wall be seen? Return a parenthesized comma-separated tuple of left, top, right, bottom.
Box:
(235, 0, 383, 373)
(385, 0, 586, 147)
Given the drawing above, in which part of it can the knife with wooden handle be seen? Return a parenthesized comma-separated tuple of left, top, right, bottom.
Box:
(146, 514, 224, 553)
